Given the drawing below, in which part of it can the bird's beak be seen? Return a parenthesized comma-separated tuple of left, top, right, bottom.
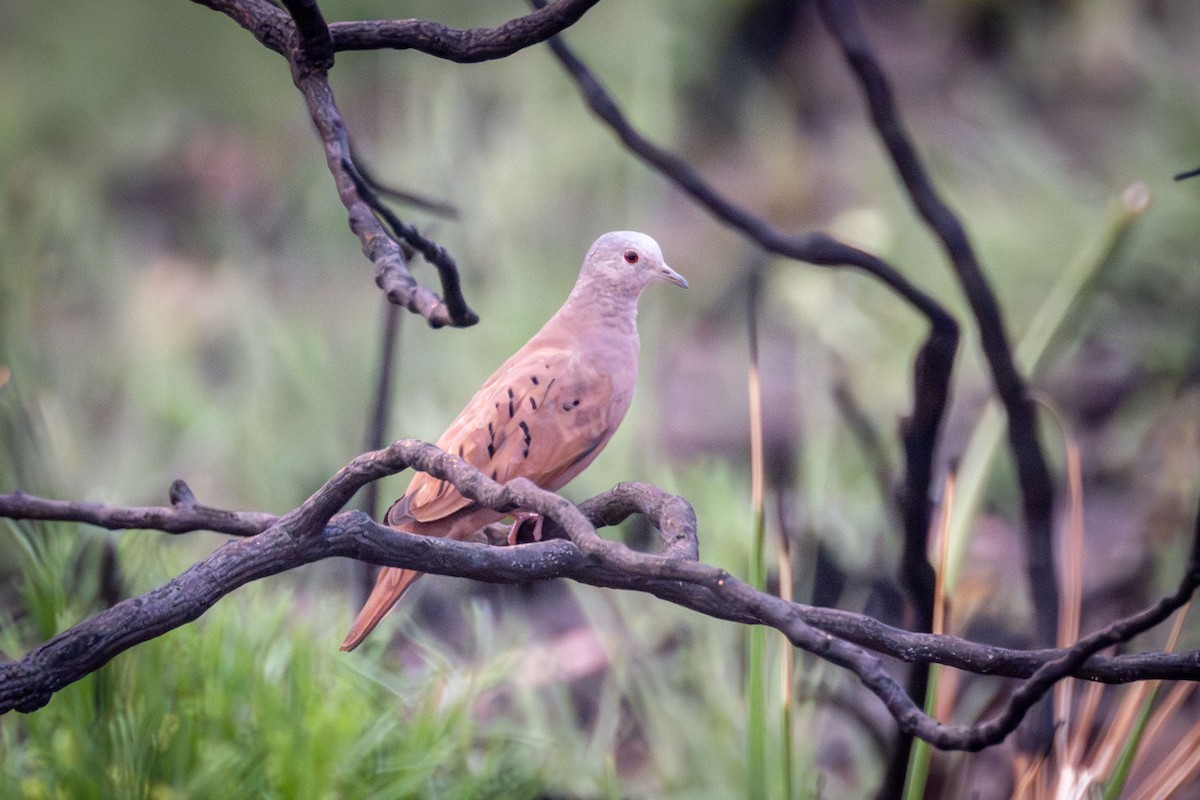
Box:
(659, 263, 689, 289)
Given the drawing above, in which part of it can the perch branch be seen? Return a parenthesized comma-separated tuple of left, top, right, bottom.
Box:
(3, 449, 1197, 753)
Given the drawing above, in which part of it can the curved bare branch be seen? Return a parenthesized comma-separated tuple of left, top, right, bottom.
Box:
(3, 445, 1197, 753)
(191, 0, 604, 63)
(813, 0, 1059, 653)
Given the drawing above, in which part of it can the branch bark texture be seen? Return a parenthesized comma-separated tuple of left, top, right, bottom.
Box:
(3, 445, 1198, 754)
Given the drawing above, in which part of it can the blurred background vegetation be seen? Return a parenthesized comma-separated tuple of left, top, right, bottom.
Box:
(3, 1, 1200, 797)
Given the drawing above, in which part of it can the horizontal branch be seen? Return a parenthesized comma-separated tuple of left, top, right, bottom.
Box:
(3, 443, 1197, 752)
(329, 0, 603, 62)
(191, 0, 604, 63)
(0, 480, 276, 537)
(6, 482, 1194, 685)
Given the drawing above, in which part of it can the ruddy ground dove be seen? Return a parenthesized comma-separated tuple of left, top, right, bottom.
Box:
(341, 231, 687, 651)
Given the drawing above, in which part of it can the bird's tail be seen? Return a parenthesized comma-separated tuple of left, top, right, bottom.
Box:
(339, 567, 423, 652)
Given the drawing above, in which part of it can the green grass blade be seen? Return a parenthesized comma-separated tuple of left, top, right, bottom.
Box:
(747, 504, 769, 800)
(901, 663, 940, 800)
(1101, 687, 1159, 800)
(945, 184, 1150, 586)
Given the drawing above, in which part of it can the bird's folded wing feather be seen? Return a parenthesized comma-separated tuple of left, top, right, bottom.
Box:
(391, 345, 620, 525)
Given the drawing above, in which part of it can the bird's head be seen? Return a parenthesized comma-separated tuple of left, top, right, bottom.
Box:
(579, 231, 689, 297)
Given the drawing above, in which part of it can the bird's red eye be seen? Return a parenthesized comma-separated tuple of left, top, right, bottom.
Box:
(623, 249, 639, 264)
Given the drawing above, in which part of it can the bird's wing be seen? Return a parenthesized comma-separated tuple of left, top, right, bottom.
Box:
(390, 345, 625, 526)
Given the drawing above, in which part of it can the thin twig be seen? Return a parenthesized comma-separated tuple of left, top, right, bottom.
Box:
(359, 301, 402, 520)
(348, 145, 459, 219)
(341, 157, 474, 325)
(354, 299, 404, 602)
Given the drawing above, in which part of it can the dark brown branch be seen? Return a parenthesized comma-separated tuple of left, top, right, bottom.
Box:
(0, 482, 276, 537)
(288, 53, 477, 327)
(279, 0, 333, 70)
(4, 482, 1196, 685)
(353, 299, 404, 601)
(341, 157, 475, 326)
(329, 0, 603, 62)
(359, 301, 402, 520)
(3, 452, 1197, 753)
(11, 479, 1196, 684)
(190, 0, 604, 63)
(532, 1, 949, 330)
(190, 0, 478, 327)
(814, 0, 1059, 653)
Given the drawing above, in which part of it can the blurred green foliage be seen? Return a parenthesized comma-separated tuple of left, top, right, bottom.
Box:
(3, 0, 1200, 797)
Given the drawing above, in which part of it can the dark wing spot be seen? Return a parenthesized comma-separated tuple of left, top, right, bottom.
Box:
(523, 448, 529, 458)
(507, 387, 515, 399)
(531, 376, 539, 385)
(487, 443, 495, 458)
(562, 402, 573, 411)
(572, 399, 580, 407)
(518, 420, 531, 445)
(457, 445, 464, 458)
(508, 399, 514, 418)
(529, 397, 537, 410)
(491, 470, 498, 480)
(488, 421, 494, 437)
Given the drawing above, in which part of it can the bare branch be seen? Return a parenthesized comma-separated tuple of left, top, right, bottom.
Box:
(348, 148, 459, 219)
(279, 0, 333, 69)
(814, 0, 1059, 654)
(341, 157, 475, 326)
(3, 447, 1197, 753)
(289, 64, 477, 327)
(190, 0, 604, 63)
(329, 0, 604, 62)
(0, 481, 276, 537)
(189, 0, 478, 327)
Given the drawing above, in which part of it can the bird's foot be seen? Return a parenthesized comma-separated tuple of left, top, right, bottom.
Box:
(507, 511, 544, 545)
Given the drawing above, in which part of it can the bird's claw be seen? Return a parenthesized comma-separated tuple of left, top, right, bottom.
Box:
(507, 510, 544, 545)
